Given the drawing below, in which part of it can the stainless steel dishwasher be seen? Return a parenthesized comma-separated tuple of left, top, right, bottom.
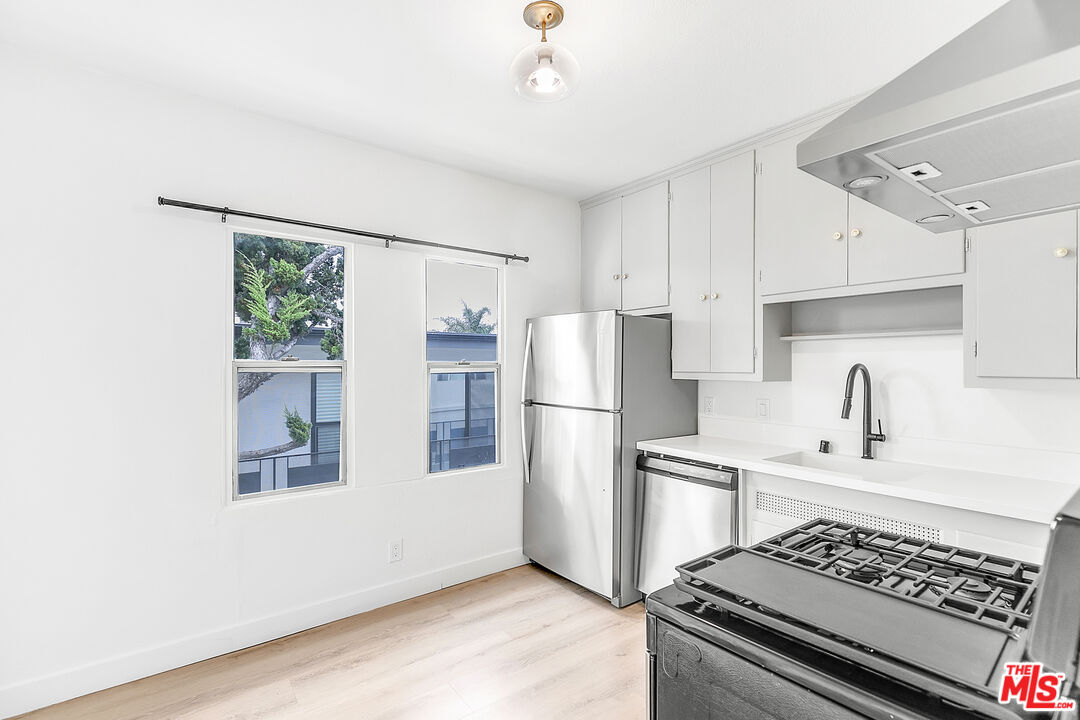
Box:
(635, 452, 739, 596)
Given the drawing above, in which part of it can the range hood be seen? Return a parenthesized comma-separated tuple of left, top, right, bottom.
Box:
(798, 0, 1080, 233)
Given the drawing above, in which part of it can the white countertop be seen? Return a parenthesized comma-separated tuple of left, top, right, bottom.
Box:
(637, 435, 1078, 525)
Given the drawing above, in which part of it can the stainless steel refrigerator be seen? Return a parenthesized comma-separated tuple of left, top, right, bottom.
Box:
(521, 311, 697, 607)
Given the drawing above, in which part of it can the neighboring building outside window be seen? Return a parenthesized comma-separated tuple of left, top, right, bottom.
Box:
(232, 232, 346, 499)
(426, 259, 500, 473)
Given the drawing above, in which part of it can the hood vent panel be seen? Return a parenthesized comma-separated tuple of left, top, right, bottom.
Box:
(798, 0, 1080, 233)
(944, 161, 1080, 222)
(875, 89, 1080, 195)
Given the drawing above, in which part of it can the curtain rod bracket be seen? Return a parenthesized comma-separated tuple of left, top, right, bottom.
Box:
(221, 207, 229, 223)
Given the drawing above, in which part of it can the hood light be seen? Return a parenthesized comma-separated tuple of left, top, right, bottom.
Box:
(844, 175, 887, 189)
(916, 214, 953, 224)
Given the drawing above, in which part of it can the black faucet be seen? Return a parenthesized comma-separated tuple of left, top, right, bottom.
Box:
(841, 363, 886, 460)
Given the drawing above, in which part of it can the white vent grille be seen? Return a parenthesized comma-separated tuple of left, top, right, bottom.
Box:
(755, 491, 941, 543)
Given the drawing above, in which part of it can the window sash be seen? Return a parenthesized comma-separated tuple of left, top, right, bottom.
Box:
(233, 361, 347, 500)
(427, 364, 500, 474)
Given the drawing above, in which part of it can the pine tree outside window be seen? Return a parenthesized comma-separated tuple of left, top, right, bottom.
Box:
(232, 232, 347, 499)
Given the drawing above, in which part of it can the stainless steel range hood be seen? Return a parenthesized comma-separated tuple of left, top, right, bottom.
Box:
(798, 0, 1080, 233)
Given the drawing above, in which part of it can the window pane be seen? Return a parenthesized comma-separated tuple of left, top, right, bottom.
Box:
(429, 371, 497, 473)
(234, 233, 345, 361)
(237, 369, 342, 496)
(426, 260, 497, 362)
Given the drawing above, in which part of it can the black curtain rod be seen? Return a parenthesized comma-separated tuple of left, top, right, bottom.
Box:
(157, 196, 529, 264)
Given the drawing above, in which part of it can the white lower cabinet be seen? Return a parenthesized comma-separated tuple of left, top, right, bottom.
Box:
(743, 472, 1049, 563)
(670, 151, 756, 374)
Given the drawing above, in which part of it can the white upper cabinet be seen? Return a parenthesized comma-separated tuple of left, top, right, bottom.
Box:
(973, 211, 1078, 379)
(581, 198, 622, 312)
(581, 183, 670, 312)
(709, 151, 756, 373)
(669, 152, 756, 375)
(621, 181, 671, 310)
(756, 130, 849, 296)
(670, 168, 711, 373)
(847, 196, 965, 285)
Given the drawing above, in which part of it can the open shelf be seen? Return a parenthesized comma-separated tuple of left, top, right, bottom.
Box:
(780, 328, 962, 342)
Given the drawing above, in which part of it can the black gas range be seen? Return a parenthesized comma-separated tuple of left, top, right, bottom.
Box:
(645, 513, 1080, 720)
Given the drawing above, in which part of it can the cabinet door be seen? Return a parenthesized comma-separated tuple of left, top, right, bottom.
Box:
(581, 198, 622, 312)
(621, 181, 670, 310)
(669, 168, 711, 373)
(975, 211, 1078, 379)
(848, 196, 965, 285)
(756, 130, 848, 295)
(710, 151, 756, 373)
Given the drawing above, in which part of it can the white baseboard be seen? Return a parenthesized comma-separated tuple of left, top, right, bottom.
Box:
(0, 549, 527, 719)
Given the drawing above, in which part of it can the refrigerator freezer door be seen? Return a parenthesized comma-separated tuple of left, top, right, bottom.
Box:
(523, 311, 620, 411)
(523, 403, 618, 599)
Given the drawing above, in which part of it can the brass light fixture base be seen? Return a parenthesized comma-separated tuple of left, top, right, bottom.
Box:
(523, 1, 564, 31)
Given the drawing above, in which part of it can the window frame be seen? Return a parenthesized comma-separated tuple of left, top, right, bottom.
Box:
(228, 227, 350, 502)
(424, 257, 504, 477)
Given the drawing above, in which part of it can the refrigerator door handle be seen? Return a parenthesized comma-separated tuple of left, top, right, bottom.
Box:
(521, 403, 531, 484)
(521, 322, 534, 483)
(521, 321, 533, 404)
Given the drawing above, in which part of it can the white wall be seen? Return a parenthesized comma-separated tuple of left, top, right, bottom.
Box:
(700, 335, 1080, 482)
(0, 46, 580, 717)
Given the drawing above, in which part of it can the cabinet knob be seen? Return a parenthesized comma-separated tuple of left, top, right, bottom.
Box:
(623, 273, 629, 279)
(613, 273, 620, 280)
(850, 228, 862, 238)
(711, 293, 719, 300)
(833, 231, 844, 241)
(699, 294, 707, 301)
(1054, 247, 1070, 258)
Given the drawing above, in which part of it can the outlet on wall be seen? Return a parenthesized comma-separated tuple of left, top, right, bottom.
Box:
(388, 538, 403, 563)
(756, 398, 771, 420)
(703, 396, 715, 416)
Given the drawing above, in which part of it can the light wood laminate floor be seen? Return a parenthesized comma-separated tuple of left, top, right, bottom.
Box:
(16, 565, 647, 720)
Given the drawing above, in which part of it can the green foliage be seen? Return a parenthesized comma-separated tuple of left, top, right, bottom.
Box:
(268, 257, 303, 287)
(283, 405, 311, 445)
(320, 326, 344, 360)
(438, 300, 496, 334)
(233, 234, 344, 359)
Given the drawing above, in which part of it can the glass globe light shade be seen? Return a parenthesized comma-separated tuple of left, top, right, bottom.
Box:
(509, 41, 580, 102)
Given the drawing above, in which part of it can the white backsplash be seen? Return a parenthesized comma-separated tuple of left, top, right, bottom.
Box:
(698, 335, 1080, 483)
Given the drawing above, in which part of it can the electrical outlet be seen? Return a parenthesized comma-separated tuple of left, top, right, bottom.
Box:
(702, 396, 715, 416)
(388, 538, 403, 563)
(756, 398, 771, 420)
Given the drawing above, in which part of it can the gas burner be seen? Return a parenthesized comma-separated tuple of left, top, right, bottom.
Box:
(833, 548, 887, 581)
(954, 578, 993, 602)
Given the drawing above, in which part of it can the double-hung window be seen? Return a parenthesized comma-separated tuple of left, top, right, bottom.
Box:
(232, 232, 347, 499)
(426, 259, 500, 473)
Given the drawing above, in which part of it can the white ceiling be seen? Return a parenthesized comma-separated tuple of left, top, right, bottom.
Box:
(0, 1, 1008, 200)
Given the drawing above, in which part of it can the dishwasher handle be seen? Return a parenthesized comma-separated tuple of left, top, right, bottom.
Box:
(637, 454, 738, 491)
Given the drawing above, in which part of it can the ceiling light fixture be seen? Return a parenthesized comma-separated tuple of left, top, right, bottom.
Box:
(509, 2, 580, 102)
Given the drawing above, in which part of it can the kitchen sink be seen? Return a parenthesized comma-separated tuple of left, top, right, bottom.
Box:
(765, 451, 922, 484)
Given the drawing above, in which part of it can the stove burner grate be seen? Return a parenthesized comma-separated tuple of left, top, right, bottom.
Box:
(718, 519, 1040, 631)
